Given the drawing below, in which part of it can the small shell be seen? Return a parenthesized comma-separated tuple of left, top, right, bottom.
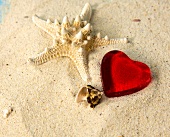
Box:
(75, 87, 88, 103)
(75, 85, 103, 108)
(2, 107, 13, 118)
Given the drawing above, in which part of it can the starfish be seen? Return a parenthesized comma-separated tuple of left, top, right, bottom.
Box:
(28, 3, 127, 83)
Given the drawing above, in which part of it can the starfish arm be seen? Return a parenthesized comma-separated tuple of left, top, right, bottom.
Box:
(71, 47, 90, 82)
(92, 37, 128, 49)
(28, 44, 90, 82)
(32, 15, 60, 38)
(28, 47, 61, 65)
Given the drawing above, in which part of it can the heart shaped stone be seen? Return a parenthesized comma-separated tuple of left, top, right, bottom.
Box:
(101, 50, 151, 97)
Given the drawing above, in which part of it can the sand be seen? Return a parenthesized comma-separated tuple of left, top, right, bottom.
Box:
(0, 0, 169, 136)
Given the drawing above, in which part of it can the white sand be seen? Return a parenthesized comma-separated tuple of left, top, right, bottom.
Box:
(0, 0, 169, 136)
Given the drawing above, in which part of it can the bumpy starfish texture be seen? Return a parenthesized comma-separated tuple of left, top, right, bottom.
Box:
(28, 3, 128, 82)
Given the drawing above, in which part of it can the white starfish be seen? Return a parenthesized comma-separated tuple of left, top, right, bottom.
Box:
(28, 3, 128, 83)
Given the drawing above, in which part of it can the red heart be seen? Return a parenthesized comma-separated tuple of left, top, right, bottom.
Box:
(101, 50, 151, 97)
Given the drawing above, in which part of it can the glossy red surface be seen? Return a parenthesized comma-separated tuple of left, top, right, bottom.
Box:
(101, 50, 151, 97)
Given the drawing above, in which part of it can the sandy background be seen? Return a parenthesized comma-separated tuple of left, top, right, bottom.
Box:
(0, 0, 169, 136)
